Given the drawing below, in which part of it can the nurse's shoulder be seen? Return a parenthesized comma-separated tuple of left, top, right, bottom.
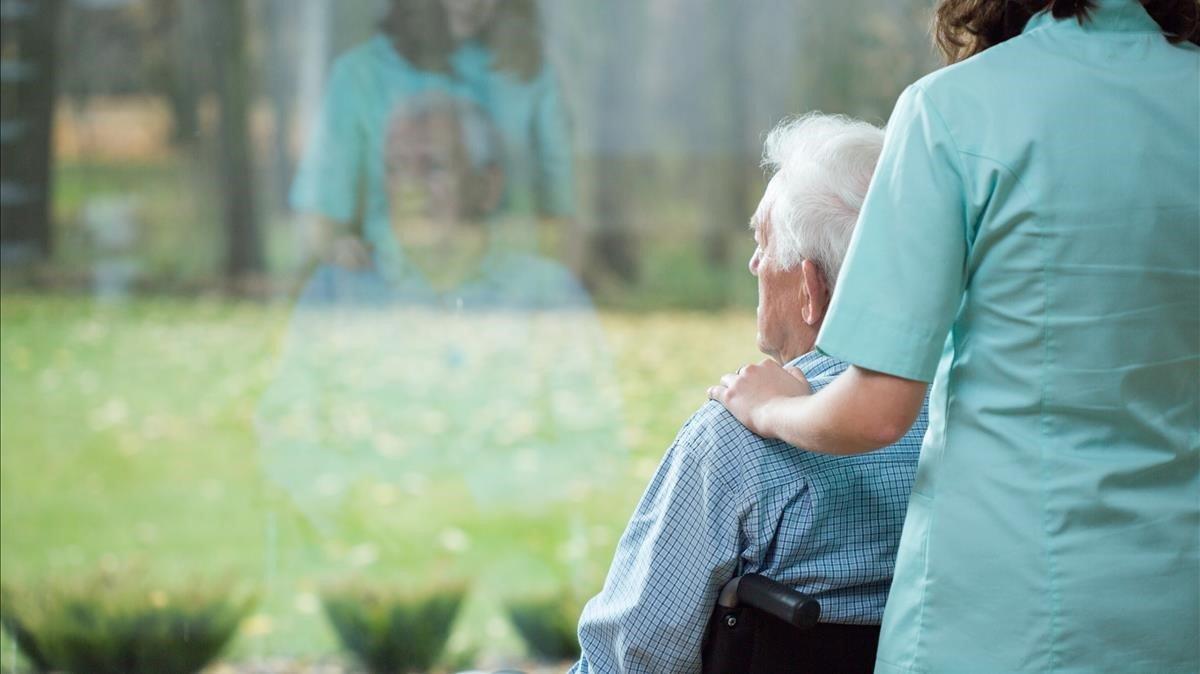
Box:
(325, 36, 393, 84)
(899, 29, 1047, 155)
(896, 16, 1158, 173)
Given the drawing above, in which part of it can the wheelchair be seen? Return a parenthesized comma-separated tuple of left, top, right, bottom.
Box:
(700, 574, 880, 674)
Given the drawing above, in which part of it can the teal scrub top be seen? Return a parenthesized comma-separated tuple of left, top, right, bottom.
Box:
(453, 40, 576, 218)
(815, 1, 1200, 672)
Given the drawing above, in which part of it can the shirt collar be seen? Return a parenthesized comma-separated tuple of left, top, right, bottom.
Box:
(371, 235, 506, 302)
(787, 349, 846, 380)
(1022, 0, 1161, 36)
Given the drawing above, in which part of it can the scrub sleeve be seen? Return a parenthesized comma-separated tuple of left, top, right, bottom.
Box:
(531, 72, 576, 218)
(290, 59, 364, 226)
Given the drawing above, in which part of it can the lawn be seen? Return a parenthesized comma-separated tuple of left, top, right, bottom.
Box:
(0, 293, 760, 669)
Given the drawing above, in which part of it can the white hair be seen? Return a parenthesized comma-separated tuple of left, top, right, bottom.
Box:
(385, 92, 503, 171)
(759, 113, 884, 287)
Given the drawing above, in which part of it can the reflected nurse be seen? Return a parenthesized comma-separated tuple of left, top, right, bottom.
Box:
(710, 0, 1199, 671)
(291, 0, 574, 271)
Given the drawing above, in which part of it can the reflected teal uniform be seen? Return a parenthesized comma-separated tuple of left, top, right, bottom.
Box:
(291, 36, 575, 262)
(453, 40, 576, 218)
(815, 1, 1199, 671)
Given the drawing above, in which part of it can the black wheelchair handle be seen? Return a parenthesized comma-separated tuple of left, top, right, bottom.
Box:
(723, 573, 821, 630)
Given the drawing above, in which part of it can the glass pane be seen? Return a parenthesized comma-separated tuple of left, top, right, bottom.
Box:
(1, 0, 937, 670)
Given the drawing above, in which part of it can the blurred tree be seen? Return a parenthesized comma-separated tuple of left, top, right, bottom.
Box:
(57, 2, 142, 104)
(56, 0, 211, 146)
(586, 1, 642, 285)
(261, 0, 299, 214)
(795, 0, 863, 117)
(699, 0, 751, 270)
(792, 0, 937, 124)
(0, 0, 65, 263)
(208, 0, 263, 283)
(144, 0, 203, 147)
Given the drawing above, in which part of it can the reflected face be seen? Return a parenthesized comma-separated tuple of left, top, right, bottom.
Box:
(441, 0, 500, 40)
(749, 178, 805, 362)
(384, 110, 486, 247)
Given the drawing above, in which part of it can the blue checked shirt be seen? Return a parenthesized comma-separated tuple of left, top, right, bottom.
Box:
(569, 351, 927, 673)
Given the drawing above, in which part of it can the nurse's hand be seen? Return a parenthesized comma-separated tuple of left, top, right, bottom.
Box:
(708, 358, 812, 438)
(328, 235, 373, 270)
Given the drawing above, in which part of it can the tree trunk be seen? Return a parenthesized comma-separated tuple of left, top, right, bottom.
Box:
(263, 0, 297, 214)
(700, 0, 750, 270)
(586, 2, 640, 284)
(209, 0, 263, 283)
(0, 0, 64, 263)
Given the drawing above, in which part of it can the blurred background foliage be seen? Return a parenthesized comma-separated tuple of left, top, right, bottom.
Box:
(1, 0, 938, 669)
(3, 0, 936, 305)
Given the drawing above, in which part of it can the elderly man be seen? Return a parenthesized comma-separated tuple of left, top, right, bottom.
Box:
(570, 114, 927, 673)
(257, 94, 621, 567)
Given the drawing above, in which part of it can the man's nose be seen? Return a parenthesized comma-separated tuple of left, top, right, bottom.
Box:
(749, 249, 760, 276)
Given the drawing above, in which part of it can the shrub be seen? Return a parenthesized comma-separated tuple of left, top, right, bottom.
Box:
(321, 582, 466, 674)
(505, 595, 581, 661)
(0, 576, 253, 674)
(0, 586, 53, 673)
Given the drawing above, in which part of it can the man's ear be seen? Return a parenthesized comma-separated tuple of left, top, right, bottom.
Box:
(800, 259, 830, 326)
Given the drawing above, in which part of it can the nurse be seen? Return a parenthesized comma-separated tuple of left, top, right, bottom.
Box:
(710, 0, 1199, 671)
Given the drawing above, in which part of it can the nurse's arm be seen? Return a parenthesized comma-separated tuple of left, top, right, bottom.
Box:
(711, 360, 926, 455)
(300, 214, 371, 269)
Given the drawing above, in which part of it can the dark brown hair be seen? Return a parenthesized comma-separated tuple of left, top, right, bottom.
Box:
(933, 0, 1200, 63)
(379, 0, 545, 81)
(380, 0, 456, 74)
(479, 0, 544, 81)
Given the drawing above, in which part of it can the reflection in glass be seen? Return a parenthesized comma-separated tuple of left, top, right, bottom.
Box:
(1, 0, 940, 668)
(258, 93, 622, 662)
(291, 0, 573, 272)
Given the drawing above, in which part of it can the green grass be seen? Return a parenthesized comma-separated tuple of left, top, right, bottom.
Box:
(0, 293, 761, 668)
(52, 161, 223, 283)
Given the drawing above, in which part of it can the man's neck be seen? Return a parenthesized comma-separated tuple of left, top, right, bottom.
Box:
(777, 332, 818, 366)
(401, 231, 491, 294)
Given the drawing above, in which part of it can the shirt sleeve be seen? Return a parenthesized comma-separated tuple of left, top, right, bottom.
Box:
(815, 84, 970, 382)
(289, 58, 366, 225)
(570, 413, 744, 674)
(529, 266, 626, 494)
(254, 269, 345, 533)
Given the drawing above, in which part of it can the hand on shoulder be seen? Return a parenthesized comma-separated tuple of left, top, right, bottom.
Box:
(708, 358, 812, 438)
